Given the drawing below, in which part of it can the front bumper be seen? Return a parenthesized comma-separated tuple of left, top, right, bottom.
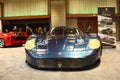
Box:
(26, 49, 101, 69)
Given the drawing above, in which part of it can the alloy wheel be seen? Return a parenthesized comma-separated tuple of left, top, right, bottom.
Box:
(0, 39, 5, 47)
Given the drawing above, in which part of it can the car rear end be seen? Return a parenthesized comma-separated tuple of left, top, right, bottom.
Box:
(5, 32, 28, 46)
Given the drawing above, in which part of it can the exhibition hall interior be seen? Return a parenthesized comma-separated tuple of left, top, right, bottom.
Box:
(0, 0, 120, 80)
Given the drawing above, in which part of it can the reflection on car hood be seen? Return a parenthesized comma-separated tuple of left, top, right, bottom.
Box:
(47, 35, 76, 51)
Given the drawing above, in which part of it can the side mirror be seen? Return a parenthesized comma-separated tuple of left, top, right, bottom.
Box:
(86, 25, 91, 34)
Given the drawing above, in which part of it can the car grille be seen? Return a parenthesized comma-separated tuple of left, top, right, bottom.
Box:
(35, 58, 87, 68)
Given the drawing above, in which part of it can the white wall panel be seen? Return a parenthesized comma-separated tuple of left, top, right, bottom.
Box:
(67, 0, 117, 14)
(4, 0, 49, 17)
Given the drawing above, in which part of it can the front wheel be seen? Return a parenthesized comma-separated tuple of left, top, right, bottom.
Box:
(0, 39, 5, 48)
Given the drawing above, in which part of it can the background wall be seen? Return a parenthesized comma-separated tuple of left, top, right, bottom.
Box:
(51, 0, 66, 27)
(67, 0, 117, 14)
(3, 0, 49, 17)
(0, 3, 2, 32)
(0, 0, 120, 40)
(116, 0, 120, 40)
(66, 19, 78, 27)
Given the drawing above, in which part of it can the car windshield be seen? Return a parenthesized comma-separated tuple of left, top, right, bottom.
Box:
(50, 27, 82, 36)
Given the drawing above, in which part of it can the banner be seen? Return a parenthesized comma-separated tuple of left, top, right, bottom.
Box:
(98, 7, 116, 48)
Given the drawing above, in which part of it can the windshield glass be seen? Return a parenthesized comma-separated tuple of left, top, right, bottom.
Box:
(50, 26, 82, 36)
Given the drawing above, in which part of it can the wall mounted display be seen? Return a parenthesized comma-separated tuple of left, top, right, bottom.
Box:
(98, 7, 116, 48)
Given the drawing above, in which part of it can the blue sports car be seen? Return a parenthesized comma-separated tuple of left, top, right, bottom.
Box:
(25, 26, 102, 69)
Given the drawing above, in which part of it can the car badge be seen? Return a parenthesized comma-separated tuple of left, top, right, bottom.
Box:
(57, 62, 63, 68)
(56, 59, 63, 68)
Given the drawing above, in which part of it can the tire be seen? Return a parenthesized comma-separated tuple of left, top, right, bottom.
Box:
(0, 39, 5, 48)
(96, 58, 101, 63)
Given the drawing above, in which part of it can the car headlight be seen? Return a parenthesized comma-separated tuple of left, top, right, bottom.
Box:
(25, 39, 36, 50)
(88, 39, 100, 49)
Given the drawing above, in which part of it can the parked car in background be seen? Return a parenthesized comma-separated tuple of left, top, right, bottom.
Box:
(102, 28, 113, 35)
(0, 32, 28, 47)
(100, 19, 113, 25)
(101, 36, 115, 44)
(25, 26, 102, 69)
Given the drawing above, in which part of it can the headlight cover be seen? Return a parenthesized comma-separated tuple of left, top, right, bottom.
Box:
(25, 39, 36, 50)
(88, 39, 100, 49)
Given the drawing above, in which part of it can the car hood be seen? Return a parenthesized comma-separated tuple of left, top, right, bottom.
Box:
(47, 35, 78, 52)
(34, 35, 93, 58)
